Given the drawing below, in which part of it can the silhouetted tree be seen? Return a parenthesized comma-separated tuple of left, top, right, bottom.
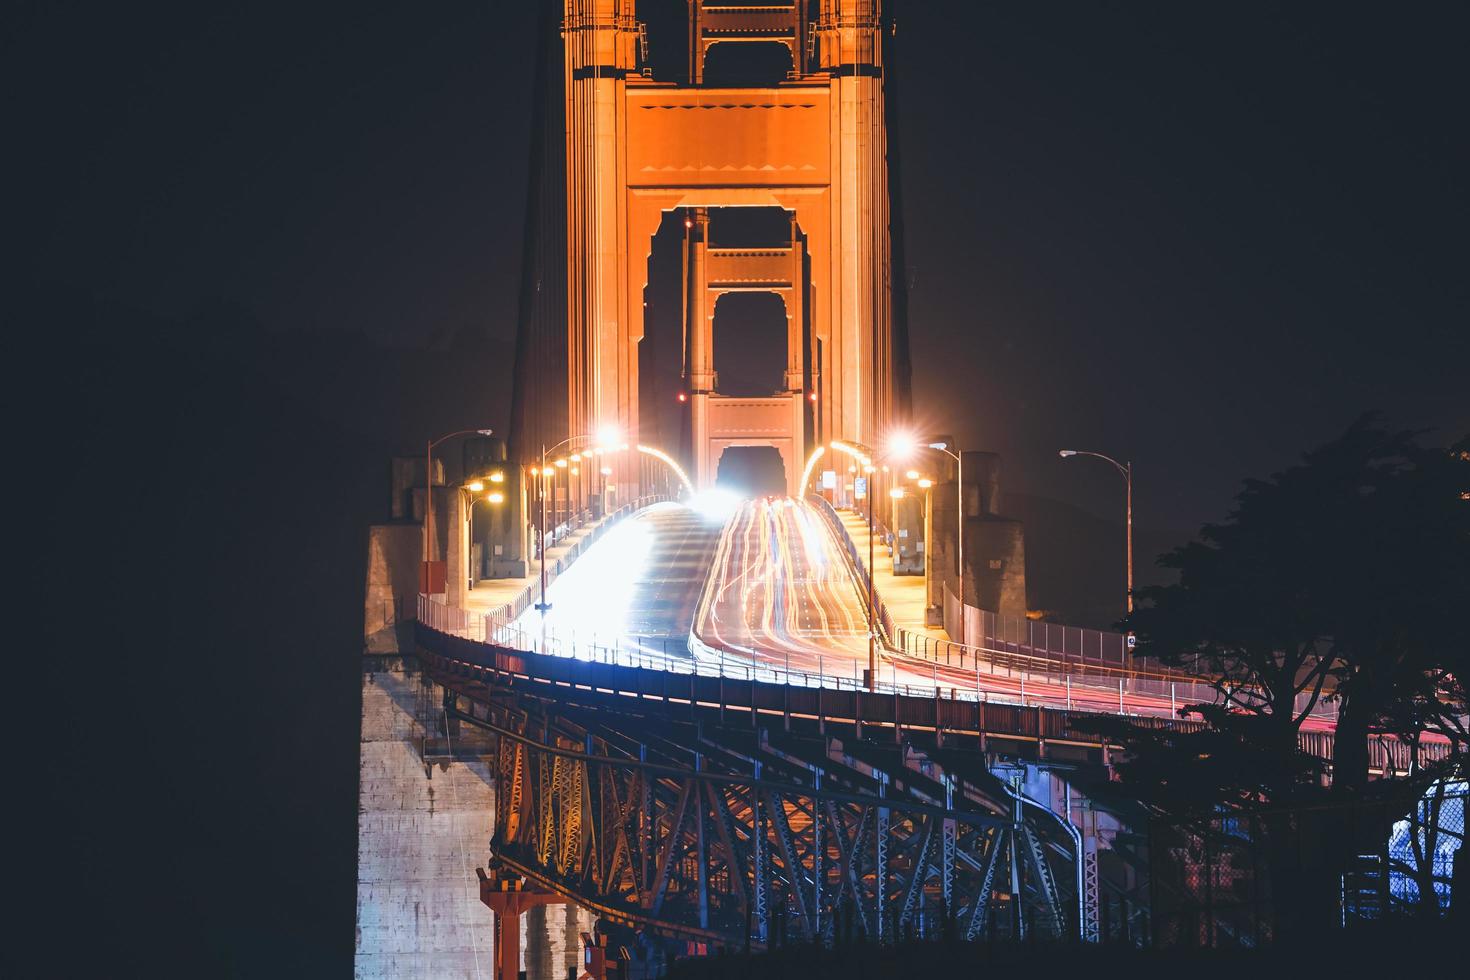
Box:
(1080, 417, 1468, 939)
(1123, 417, 1467, 791)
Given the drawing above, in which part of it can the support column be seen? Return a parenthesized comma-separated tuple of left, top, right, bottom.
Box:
(687, 208, 715, 489)
(447, 489, 469, 608)
(565, 0, 639, 494)
(817, 0, 889, 448)
(480, 871, 571, 980)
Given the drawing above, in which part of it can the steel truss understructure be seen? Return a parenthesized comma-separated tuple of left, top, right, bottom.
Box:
(440, 677, 1081, 950)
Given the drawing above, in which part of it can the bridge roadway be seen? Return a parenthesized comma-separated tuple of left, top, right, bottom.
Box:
(687, 498, 1351, 730)
(509, 501, 724, 659)
(489, 496, 1342, 731)
(413, 497, 1441, 971)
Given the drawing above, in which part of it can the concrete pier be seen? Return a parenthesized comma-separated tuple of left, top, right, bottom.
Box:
(355, 655, 596, 978)
(356, 655, 495, 977)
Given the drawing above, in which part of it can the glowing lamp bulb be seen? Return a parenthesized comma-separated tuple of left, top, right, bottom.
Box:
(467, 480, 484, 492)
(677, 392, 687, 402)
(889, 488, 904, 499)
(918, 478, 933, 489)
(487, 491, 505, 504)
(906, 469, 920, 480)
(489, 471, 505, 483)
(887, 430, 919, 459)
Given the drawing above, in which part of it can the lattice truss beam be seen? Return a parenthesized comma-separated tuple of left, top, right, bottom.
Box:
(451, 685, 1081, 948)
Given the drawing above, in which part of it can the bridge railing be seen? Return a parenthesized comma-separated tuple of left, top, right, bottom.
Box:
(447, 610, 1258, 722)
(806, 494, 899, 644)
(809, 496, 1341, 723)
(414, 621, 1450, 777)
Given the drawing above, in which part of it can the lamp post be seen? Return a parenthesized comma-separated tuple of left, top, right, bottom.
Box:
(867, 461, 877, 688)
(423, 428, 494, 594)
(534, 429, 623, 615)
(1059, 449, 1133, 614)
(927, 442, 964, 608)
(463, 482, 507, 589)
(914, 477, 935, 622)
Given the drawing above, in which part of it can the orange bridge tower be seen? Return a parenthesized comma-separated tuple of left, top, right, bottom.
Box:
(562, 0, 905, 496)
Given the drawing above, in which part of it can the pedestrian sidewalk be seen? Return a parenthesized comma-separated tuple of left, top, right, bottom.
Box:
(461, 508, 626, 620)
(835, 508, 950, 644)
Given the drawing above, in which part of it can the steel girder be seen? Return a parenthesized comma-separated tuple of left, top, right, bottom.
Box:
(453, 684, 1078, 949)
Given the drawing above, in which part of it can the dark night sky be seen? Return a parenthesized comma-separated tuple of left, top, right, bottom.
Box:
(19, 2, 1467, 531)
(14, 1, 1467, 972)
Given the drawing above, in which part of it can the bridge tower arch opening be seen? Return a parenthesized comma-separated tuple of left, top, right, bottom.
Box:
(715, 444, 788, 497)
(684, 206, 808, 496)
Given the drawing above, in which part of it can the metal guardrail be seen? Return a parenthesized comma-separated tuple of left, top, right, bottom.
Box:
(415, 622, 1450, 776)
(805, 494, 899, 645)
(808, 496, 1342, 723)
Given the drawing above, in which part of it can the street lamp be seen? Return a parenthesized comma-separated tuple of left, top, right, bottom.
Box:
(915, 477, 936, 620)
(1059, 449, 1134, 614)
(423, 427, 494, 594)
(465, 486, 507, 588)
(534, 429, 622, 615)
(927, 441, 964, 609)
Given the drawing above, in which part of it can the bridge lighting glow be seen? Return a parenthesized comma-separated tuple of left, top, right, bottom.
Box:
(1058, 449, 1077, 458)
(886, 430, 920, 459)
(516, 510, 658, 641)
(489, 471, 505, 483)
(571, 467, 580, 476)
(889, 488, 905, 499)
(928, 442, 948, 451)
(918, 478, 933, 489)
(487, 491, 505, 504)
(863, 464, 875, 474)
(570, 453, 582, 462)
(595, 424, 622, 448)
(677, 392, 687, 402)
(601, 467, 612, 476)
(690, 487, 741, 521)
(800, 445, 826, 489)
(905, 469, 920, 480)
(808, 391, 818, 401)
(555, 458, 568, 468)
(635, 444, 695, 496)
(467, 480, 485, 492)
